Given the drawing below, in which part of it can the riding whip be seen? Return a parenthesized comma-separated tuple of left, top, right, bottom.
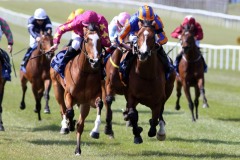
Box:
(9, 51, 17, 77)
(13, 47, 27, 55)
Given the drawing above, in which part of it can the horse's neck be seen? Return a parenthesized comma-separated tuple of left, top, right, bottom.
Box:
(184, 45, 200, 60)
(135, 53, 160, 79)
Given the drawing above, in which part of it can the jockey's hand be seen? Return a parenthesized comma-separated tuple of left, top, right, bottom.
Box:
(49, 44, 58, 52)
(177, 35, 181, 39)
(36, 37, 41, 42)
(121, 43, 131, 51)
(8, 45, 13, 53)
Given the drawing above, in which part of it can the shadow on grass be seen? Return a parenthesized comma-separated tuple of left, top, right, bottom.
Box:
(216, 118, 240, 122)
(140, 150, 240, 159)
(169, 137, 240, 145)
(32, 124, 60, 132)
(28, 139, 120, 146)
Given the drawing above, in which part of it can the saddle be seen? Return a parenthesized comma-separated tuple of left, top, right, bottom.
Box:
(0, 49, 11, 81)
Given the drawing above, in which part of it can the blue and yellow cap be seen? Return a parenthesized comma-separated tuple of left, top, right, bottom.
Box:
(138, 5, 154, 21)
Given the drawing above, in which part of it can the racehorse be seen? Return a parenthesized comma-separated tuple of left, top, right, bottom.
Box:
(103, 45, 131, 137)
(19, 32, 54, 121)
(50, 23, 104, 155)
(124, 20, 175, 144)
(175, 25, 209, 121)
(0, 49, 10, 131)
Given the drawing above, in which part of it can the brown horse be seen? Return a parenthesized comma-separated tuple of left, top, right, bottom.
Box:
(0, 49, 8, 131)
(20, 32, 54, 121)
(103, 46, 130, 137)
(50, 23, 104, 155)
(124, 20, 175, 144)
(175, 25, 209, 121)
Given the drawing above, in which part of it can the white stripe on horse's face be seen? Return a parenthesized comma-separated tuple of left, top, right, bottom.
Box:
(88, 33, 99, 59)
(139, 30, 149, 53)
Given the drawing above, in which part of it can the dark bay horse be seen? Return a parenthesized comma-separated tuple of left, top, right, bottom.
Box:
(175, 25, 209, 121)
(103, 46, 130, 137)
(0, 49, 8, 131)
(50, 24, 104, 155)
(124, 20, 175, 144)
(20, 32, 54, 121)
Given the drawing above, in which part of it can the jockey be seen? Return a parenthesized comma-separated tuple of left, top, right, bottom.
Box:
(108, 12, 131, 45)
(116, 5, 172, 77)
(0, 17, 13, 53)
(171, 15, 207, 73)
(50, 10, 111, 76)
(20, 8, 52, 72)
(0, 17, 13, 81)
(66, 8, 85, 46)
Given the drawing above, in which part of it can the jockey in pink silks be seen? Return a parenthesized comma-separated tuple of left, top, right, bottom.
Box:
(50, 10, 111, 75)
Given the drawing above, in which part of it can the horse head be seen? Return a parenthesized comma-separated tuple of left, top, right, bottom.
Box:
(82, 23, 102, 69)
(39, 31, 54, 60)
(180, 24, 196, 54)
(135, 20, 156, 61)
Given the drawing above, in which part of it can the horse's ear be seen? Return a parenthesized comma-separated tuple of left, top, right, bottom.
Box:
(190, 24, 195, 32)
(152, 20, 156, 27)
(47, 29, 52, 35)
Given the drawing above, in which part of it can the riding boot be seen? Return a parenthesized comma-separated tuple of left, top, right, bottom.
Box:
(201, 55, 208, 73)
(157, 46, 174, 74)
(174, 51, 183, 73)
(58, 47, 78, 77)
(66, 39, 73, 47)
(21, 47, 32, 67)
(119, 51, 133, 82)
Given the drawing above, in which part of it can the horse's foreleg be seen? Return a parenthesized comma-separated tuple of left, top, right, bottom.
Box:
(0, 80, 5, 131)
(183, 84, 195, 121)
(32, 82, 43, 121)
(104, 95, 114, 138)
(43, 79, 51, 114)
(194, 85, 200, 120)
(128, 107, 143, 144)
(198, 78, 209, 108)
(104, 79, 115, 137)
(65, 92, 75, 132)
(175, 80, 182, 110)
(20, 77, 27, 110)
(157, 104, 166, 141)
(90, 97, 103, 139)
(75, 104, 90, 156)
(0, 105, 3, 131)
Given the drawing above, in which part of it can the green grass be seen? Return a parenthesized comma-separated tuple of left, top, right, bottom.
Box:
(0, 1, 239, 160)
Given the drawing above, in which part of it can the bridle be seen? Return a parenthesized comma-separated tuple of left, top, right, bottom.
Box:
(82, 27, 101, 68)
(134, 20, 156, 61)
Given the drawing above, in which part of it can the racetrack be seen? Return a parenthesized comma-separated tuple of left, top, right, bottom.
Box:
(0, 1, 239, 160)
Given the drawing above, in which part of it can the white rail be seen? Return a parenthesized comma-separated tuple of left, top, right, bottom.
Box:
(1, 6, 240, 71)
(165, 42, 240, 71)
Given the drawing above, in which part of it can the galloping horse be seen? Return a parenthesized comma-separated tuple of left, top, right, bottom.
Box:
(0, 49, 9, 131)
(175, 25, 209, 121)
(50, 23, 104, 155)
(124, 20, 175, 144)
(103, 45, 130, 137)
(20, 32, 54, 121)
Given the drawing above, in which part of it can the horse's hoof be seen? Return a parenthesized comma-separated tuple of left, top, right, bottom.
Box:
(90, 131, 99, 139)
(148, 127, 156, 137)
(175, 105, 180, 110)
(0, 125, 5, 131)
(202, 104, 209, 108)
(157, 133, 166, 141)
(104, 126, 114, 138)
(60, 127, 69, 134)
(134, 136, 143, 144)
(75, 148, 81, 156)
(44, 108, 50, 114)
(126, 121, 132, 127)
(20, 102, 25, 110)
